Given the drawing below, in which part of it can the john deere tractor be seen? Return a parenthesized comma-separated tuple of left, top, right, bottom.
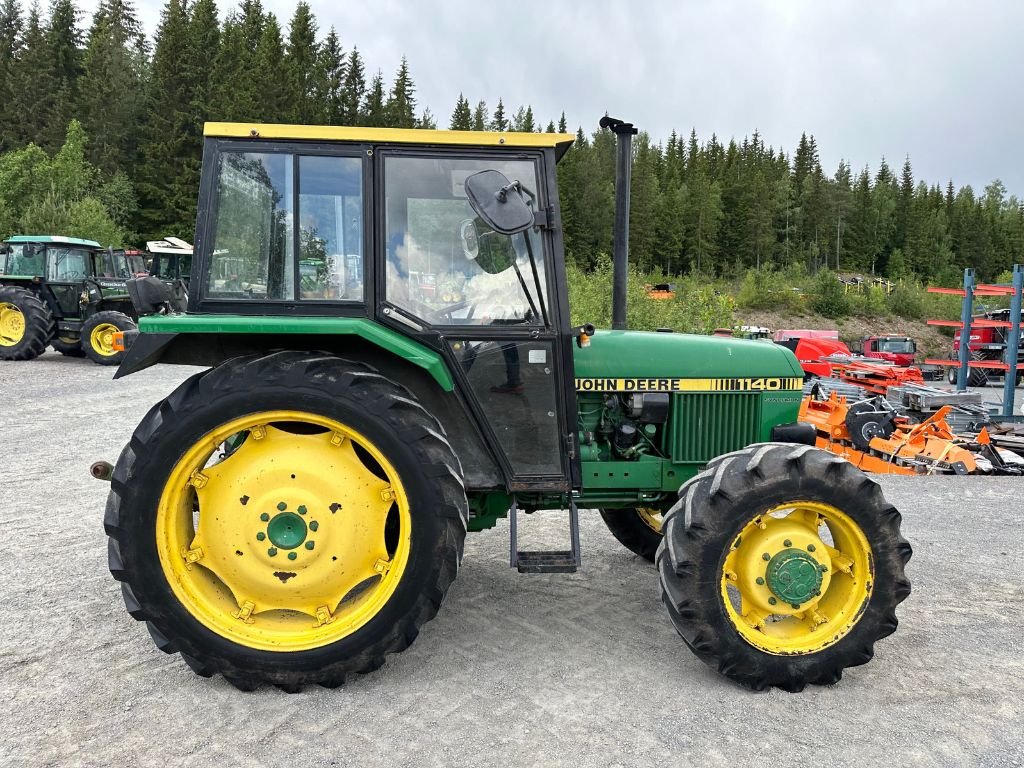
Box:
(101, 119, 911, 692)
(0, 236, 144, 364)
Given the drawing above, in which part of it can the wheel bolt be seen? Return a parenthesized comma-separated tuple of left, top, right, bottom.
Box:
(783, 539, 792, 547)
(819, 564, 828, 572)
(297, 505, 307, 515)
(277, 502, 287, 511)
(762, 552, 771, 561)
(791, 603, 801, 609)
(755, 577, 765, 585)
(305, 541, 315, 550)
(808, 544, 816, 552)
(287, 552, 297, 560)
(256, 532, 265, 541)
(309, 521, 319, 532)
(268, 547, 278, 557)
(260, 513, 270, 522)
(768, 597, 777, 605)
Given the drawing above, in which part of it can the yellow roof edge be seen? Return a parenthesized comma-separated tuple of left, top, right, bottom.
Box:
(204, 122, 576, 150)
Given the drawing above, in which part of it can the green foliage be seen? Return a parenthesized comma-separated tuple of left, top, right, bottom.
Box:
(567, 256, 734, 334)
(810, 270, 850, 318)
(735, 267, 804, 311)
(0, 120, 124, 243)
(886, 282, 925, 319)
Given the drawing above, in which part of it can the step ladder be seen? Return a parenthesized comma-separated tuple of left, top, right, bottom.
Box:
(509, 496, 581, 573)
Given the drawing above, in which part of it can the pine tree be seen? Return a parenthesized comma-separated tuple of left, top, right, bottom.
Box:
(8, 3, 55, 148)
(385, 56, 415, 128)
(339, 46, 365, 124)
(316, 27, 344, 123)
(417, 107, 436, 129)
(511, 105, 534, 132)
(253, 12, 286, 120)
(489, 98, 507, 131)
(472, 99, 487, 131)
(361, 70, 385, 127)
(137, 0, 194, 238)
(557, 111, 567, 134)
(186, 0, 219, 126)
(284, 2, 318, 123)
(0, 0, 22, 149)
(43, 0, 81, 149)
(78, 0, 147, 175)
(449, 93, 471, 130)
(545, 120, 555, 133)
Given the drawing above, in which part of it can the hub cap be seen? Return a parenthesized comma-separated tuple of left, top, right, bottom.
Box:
(0, 302, 25, 346)
(156, 411, 412, 652)
(90, 322, 120, 356)
(720, 501, 873, 655)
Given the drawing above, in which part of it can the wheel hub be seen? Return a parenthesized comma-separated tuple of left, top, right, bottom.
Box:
(0, 303, 25, 345)
(765, 548, 823, 605)
(266, 511, 307, 550)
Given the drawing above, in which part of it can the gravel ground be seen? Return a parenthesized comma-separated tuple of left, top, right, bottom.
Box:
(1, 353, 1022, 768)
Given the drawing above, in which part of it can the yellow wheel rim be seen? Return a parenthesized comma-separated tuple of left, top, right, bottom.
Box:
(636, 506, 663, 534)
(157, 410, 412, 652)
(720, 501, 873, 656)
(0, 302, 25, 346)
(89, 322, 120, 356)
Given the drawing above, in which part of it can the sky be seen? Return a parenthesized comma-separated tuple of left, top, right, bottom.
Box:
(83, 0, 1024, 196)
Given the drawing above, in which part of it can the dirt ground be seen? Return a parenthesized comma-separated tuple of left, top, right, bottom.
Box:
(1, 354, 1022, 768)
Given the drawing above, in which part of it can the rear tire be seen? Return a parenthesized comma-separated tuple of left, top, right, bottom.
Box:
(104, 351, 468, 690)
(599, 507, 664, 562)
(0, 286, 53, 361)
(657, 443, 911, 691)
(968, 352, 989, 387)
(51, 336, 86, 357)
(81, 310, 136, 365)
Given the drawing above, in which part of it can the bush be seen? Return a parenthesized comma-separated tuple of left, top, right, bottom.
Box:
(810, 270, 849, 318)
(887, 283, 925, 319)
(567, 255, 735, 334)
(735, 267, 804, 311)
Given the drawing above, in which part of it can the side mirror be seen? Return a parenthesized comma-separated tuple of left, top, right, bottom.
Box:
(459, 219, 479, 261)
(464, 170, 534, 235)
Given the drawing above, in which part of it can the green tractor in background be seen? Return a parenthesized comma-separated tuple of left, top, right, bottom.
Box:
(100, 119, 911, 692)
(0, 235, 144, 364)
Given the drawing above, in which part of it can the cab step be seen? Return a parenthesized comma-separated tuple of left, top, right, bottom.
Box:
(509, 497, 581, 574)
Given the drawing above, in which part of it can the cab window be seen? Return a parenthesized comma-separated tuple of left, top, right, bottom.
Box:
(47, 247, 90, 281)
(383, 155, 548, 326)
(206, 151, 363, 302)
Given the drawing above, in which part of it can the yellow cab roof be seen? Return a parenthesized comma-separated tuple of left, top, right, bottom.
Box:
(204, 122, 576, 160)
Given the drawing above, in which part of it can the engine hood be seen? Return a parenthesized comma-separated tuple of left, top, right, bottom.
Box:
(573, 330, 804, 380)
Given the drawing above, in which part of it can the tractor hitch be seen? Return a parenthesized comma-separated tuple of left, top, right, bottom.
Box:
(90, 460, 114, 482)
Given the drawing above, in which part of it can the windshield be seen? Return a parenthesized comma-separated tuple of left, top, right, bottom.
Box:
(383, 156, 548, 326)
(125, 253, 148, 275)
(879, 339, 915, 354)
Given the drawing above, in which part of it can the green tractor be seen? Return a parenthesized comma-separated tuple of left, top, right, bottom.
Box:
(0, 235, 144, 364)
(101, 119, 911, 692)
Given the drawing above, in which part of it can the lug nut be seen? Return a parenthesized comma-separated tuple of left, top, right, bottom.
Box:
(755, 577, 765, 585)
(297, 505, 307, 515)
(791, 603, 801, 609)
(267, 547, 278, 557)
(768, 597, 777, 605)
(277, 502, 287, 511)
(305, 541, 315, 550)
(762, 552, 771, 561)
(287, 552, 297, 560)
(256, 532, 265, 541)
(309, 521, 319, 532)
(783, 539, 792, 547)
(808, 544, 816, 552)
(260, 513, 270, 522)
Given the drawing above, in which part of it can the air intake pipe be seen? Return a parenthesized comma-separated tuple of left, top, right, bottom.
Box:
(600, 115, 638, 331)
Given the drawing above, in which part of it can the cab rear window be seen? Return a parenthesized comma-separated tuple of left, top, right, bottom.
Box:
(206, 151, 363, 302)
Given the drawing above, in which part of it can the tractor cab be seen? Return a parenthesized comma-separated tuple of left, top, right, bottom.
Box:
(146, 237, 193, 286)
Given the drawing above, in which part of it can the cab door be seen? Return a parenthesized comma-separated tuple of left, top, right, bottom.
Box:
(376, 150, 575, 492)
(46, 246, 92, 317)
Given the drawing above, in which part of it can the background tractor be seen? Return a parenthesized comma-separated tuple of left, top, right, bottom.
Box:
(101, 119, 911, 693)
(0, 235, 141, 364)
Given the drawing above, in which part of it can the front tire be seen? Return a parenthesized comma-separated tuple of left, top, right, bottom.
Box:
(52, 336, 86, 357)
(599, 507, 665, 562)
(104, 351, 469, 690)
(0, 286, 53, 360)
(82, 310, 136, 365)
(657, 443, 911, 691)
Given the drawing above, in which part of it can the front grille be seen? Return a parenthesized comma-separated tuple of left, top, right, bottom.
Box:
(669, 392, 762, 463)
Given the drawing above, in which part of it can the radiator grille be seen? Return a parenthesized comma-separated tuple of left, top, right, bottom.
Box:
(670, 392, 763, 463)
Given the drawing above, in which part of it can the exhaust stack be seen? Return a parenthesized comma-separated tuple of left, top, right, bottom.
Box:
(600, 116, 638, 331)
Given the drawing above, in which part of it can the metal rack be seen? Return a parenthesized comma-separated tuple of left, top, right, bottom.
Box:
(925, 265, 1024, 419)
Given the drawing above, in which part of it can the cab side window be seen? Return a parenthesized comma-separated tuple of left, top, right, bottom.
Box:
(47, 248, 89, 281)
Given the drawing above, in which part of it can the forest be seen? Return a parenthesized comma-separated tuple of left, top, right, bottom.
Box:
(1, 0, 1022, 284)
